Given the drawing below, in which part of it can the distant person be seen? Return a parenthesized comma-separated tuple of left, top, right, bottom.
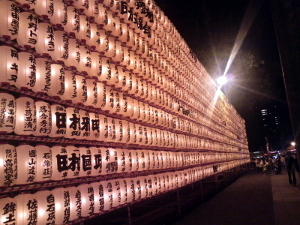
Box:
(285, 152, 300, 186)
(262, 160, 268, 176)
(274, 158, 281, 175)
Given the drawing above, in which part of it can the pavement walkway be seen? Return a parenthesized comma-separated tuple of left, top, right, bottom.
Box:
(172, 168, 300, 225)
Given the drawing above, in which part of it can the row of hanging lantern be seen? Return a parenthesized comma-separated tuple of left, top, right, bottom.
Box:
(0, 45, 246, 148)
(0, 159, 249, 225)
(0, 93, 247, 152)
(0, 0, 215, 112)
(0, 143, 248, 186)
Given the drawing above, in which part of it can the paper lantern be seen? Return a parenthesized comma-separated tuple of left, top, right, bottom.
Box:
(103, 180, 114, 211)
(102, 146, 118, 173)
(87, 113, 99, 141)
(125, 178, 136, 203)
(0, 46, 18, 86)
(49, 104, 67, 138)
(0, 197, 17, 225)
(15, 144, 37, 185)
(46, 63, 65, 98)
(16, 52, 36, 89)
(0, 0, 20, 39)
(119, 178, 129, 205)
(49, 0, 67, 25)
(73, 75, 88, 105)
(16, 0, 36, 8)
(64, 6, 79, 34)
(134, 177, 142, 201)
(14, 97, 36, 135)
(92, 181, 105, 213)
(33, 190, 56, 225)
(89, 146, 103, 176)
(15, 193, 39, 225)
(95, 29, 109, 54)
(0, 93, 16, 134)
(77, 15, 91, 41)
(17, 12, 38, 48)
(68, 186, 82, 221)
(131, 99, 141, 121)
(78, 184, 95, 217)
(32, 58, 51, 93)
(110, 13, 121, 38)
(61, 70, 77, 102)
(36, 23, 55, 55)
(0, 144, 17, 187)
(52, 31, 68, 62)
(66, 107, 81, 139)
(51, 145, 69, 180)
(78, 45, 92, 74)
(51, 187, 71, 224)
(106, 36, 116, 59)
(34, 0, 54, 18)
(35, 145, 52, 182)
(88, 23, 101, 47)
(78, 110, 90, 139)
(85, 79, 98, 107)
(34, 101, 52, 136)
(63, 38, 80, 69)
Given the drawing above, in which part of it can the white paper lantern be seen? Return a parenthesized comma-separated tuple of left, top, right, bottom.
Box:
(0, 93, 16, 134)
(17, 12, 38, 48)
(51, 145, 69, 180)
(15, 193, 39, 225)
(92, 181, 105, 213)
(89, 147, 103, 176)
(15, 144, 37, 185)
(49, 104, 66, 138)
(79, 147, 93, 177)
(0, 0, 20, 40)
(36, 23, 55, 55)
(0, 144, 17, 187)
(77, 15, 91, 41)
(16, 0, 36, 8)
(68, 186, 82, 221)
(73, 75, 88, 105)
(15, 97, 36, 135)
(0, 197, 17, 225)
(16, 52, 36, 89)
(34, 101, 52, 137)
(95, 29, 109, 54)
(63, 38, 80, 69)
(0, 46, 19, 86)
(83, 77, 97, 105)
(47, 63, 65, 98)
(32, 58, 51, 93)
(78, 184, 95, 217)
(119, 178, 129, 205)
(79, 110, 91, 140)
(52, 31, 68, 62)
(34, 0, 54, 18)
(49, 0, 67, 25)
(88, 23, 101, 48)
(64, 6, 79, 34)
(66, 107, 81, 139)
(61, 70, 77, 102)
(112, 179, 122, 207)
(35, 145, 52, 182)
(33, 190, 56, 225)
(51, 187, 71, 224)
(103, 180, 114, 211)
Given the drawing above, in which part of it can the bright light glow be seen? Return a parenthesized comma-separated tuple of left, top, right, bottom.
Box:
(217, 76, 228, 87)
(82, 197, 86, 204)
(55, 203, 61, 210)
(38, 209, 45, 216)
(0, 158, 3, 167)
(291, 142, 296, 146)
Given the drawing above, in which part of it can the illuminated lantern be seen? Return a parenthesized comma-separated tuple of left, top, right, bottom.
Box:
(53, 31, 68, 62)
(35, 101, 51, 137)
(33, 190, 56, 225)
(35, 0, 54, 18)
(88, 113, 100, 140)
(49, 104, 66, 138)
(66, 107, 81, 139)
(14, 97, 36, 135)
(16, 0, 36, 8)
(119, 178, 129, 205)
(88, 23, 101, 48)
(35, 145, 52, 182)
(85, 79, 98, 107)
(64, 38, 80, 69)
(126, 178, 135, 203)
(79, 110, 91, 140)
(51, 187, 71, 224)
(0, 144, 17, 186)
(47, 63, 65, 98)
(96, 29, 109, 54)
(61, 70, 77, 102)
(17, 12, 38, 48)
(111, 91, 122, 115)
(51, 145, 69, 180)
(50, 0, 67, 25)
(112, 40, 123, 63)
(36, 23, 55, 56)
(134, 177, 142, 201)
(93, 181, 105, 213)
(118, 22, 128, 44)
(89, 146, 104, 176)
(15, 193, 39, 225)
(0, 197, 17, 225)
(103, 180, 114, 211)
(131, 99, 141, 121)
(32, 58, 51, 93)
(106, 36, 116, 59)
(17, 52, 36, 90)
(120, 46, 130, 68)
(0, 0, 19, 39)
(68, 186, 82, 221)
(64, 6, 79, 34)
(112, 179, 122, 207)
(0, 93, 15, 134)
(77, 15, 91, 41)
(99, 57, 112, 84)
(110, 13, 121, 38)
(78, 184, 95, 217)
(74, 75, 88, 104)
(0, 46, 18, 86)
(15, 144, 37, 185)
(90, 51, 101, 80)
(78, 45, 92, 74)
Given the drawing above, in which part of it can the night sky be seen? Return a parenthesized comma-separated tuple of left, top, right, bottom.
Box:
(154, 0, 293, 151)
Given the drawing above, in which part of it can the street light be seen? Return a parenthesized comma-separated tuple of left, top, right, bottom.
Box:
(291, 141, 296, 147)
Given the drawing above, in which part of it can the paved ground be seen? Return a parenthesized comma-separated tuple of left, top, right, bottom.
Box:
(173, 168, 300, 225)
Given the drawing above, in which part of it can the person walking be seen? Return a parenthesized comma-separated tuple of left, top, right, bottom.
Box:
(285, 152, 300, 186)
